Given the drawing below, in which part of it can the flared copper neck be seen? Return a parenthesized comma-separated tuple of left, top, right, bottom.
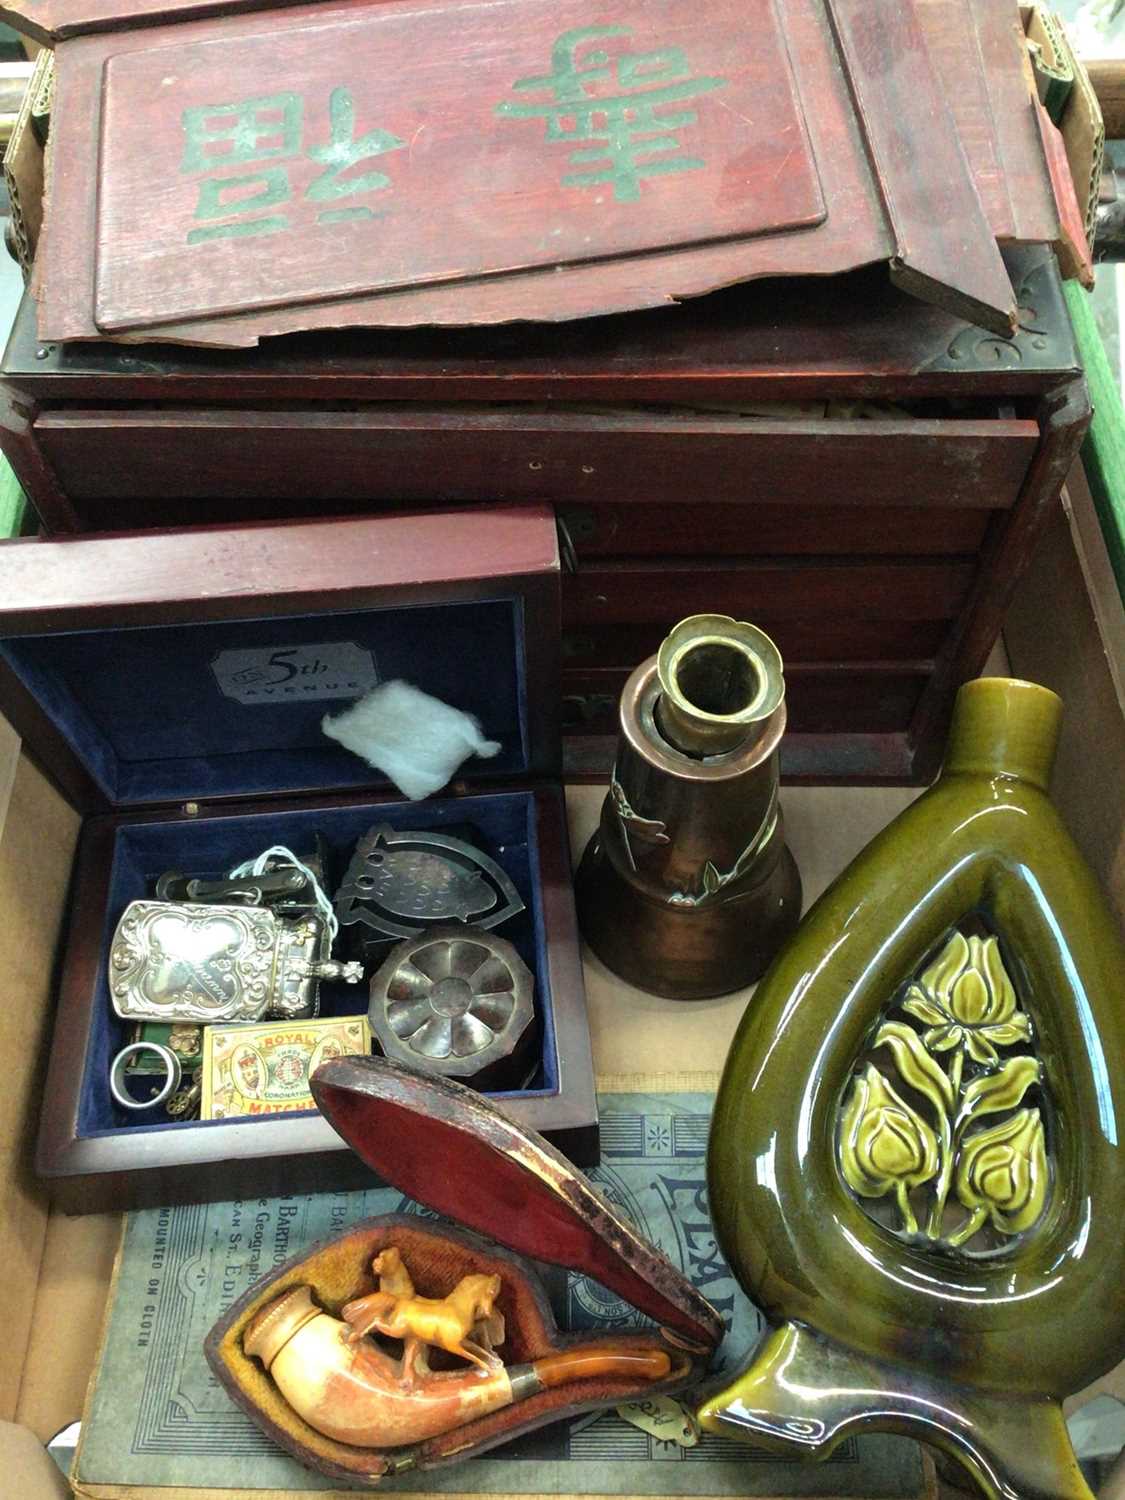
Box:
(654, 615, 785, 757)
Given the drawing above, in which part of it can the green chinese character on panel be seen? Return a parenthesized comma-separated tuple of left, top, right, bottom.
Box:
(181, 93, 303, 173)
(181, 86, 405, 243)
(181, 92, 302, 242)
(187, 169, 291, 243)
(306, 86, 405, 224)
(496, 25, 728, 203)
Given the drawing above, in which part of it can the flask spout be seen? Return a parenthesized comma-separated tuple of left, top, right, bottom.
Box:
(940, 677, 1062, 791)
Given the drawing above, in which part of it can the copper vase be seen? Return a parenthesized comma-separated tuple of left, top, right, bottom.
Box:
(575, 615, 801, 999)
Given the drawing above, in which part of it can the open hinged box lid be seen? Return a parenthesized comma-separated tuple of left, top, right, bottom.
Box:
(205, 1054, 723, 1484)
(4, 0, 1059, 346)
(0, 507, 560, 810)
(0, 506, 600, 1207)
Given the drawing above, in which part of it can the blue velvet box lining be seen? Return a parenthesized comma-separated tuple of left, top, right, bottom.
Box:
(0, 598, 528, 805)
(82, 790, 556, 1136)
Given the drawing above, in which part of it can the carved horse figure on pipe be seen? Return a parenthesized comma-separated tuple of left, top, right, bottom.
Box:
(342, 1249, 506, 1379)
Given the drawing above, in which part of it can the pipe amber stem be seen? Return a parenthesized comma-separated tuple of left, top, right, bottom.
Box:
(534, 1347, 672, 1387)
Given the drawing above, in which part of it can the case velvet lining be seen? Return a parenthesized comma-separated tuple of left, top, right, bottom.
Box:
(0, 598, 528, 804)
(80, 790, 556, 1136)
(208, 1217, 696, 1483)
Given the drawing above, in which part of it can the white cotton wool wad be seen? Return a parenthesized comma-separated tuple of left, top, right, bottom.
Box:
(321, 680, 502, 801)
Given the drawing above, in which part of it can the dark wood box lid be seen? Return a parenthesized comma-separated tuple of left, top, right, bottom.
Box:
(0, 506, 561, 812)
(311, 1054, 723, 1350)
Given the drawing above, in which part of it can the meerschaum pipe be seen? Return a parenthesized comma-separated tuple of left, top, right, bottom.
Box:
(245, 1286, 672, 1449)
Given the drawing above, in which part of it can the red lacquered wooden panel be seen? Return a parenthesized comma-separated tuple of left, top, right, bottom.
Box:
(561, 503, 991, 557)
(53, 495, 991, 553)
(0, 0, 1057, 295)
(0, 507, 558, 630)
(93, 0, 823, 332)
(970, 0, 1059, 244)
(562, 560, 974, 625)
(911, 0, 1057, 247)
(44, 0, 889, 343)
(36, 0, 1044, 345)
(31, 409, 1039, 513)
(824, 0, 1014, 332)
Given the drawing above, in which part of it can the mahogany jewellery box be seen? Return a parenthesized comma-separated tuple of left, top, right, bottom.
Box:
(0, 505, 598, 1212)
(207, 1054, 723, 1485)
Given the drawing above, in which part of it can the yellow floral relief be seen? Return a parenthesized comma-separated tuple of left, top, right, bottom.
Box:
(839, 932, 1049, 1248)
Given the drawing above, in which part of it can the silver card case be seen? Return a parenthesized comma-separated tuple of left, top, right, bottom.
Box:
(108, 900, 360, 1024)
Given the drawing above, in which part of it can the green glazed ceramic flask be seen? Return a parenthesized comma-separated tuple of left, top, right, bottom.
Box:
(700, 678, 1125, 1500)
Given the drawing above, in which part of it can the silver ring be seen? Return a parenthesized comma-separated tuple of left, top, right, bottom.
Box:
(110, 1042, 182, 1111)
